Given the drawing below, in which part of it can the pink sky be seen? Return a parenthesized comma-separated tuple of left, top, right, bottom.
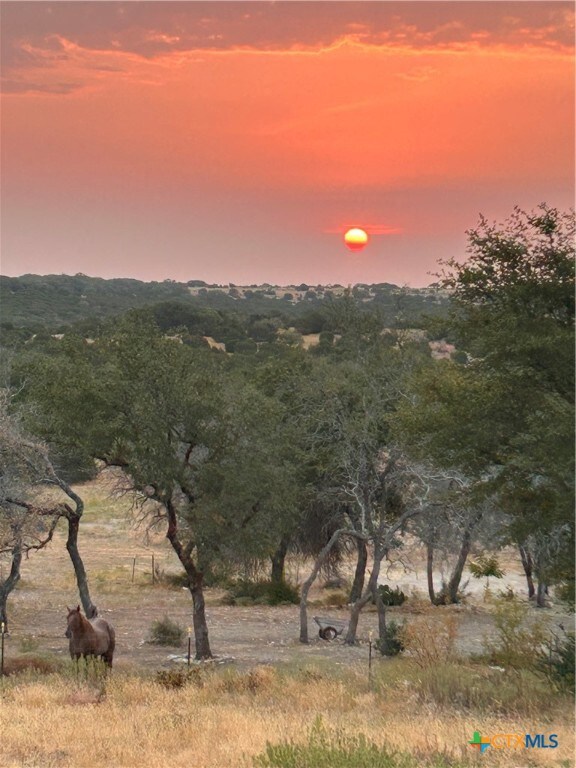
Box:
(1, 1, 574, 287)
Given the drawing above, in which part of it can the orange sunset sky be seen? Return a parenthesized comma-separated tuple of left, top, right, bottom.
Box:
(1, 1, 574, 286)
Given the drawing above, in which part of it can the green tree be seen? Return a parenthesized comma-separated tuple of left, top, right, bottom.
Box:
(290, 344, 429, 648)
(395, 206, 575, 603)
(14, 312, 300, 657)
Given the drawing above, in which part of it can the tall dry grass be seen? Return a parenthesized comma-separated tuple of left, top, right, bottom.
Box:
(0, 662, 573, 768)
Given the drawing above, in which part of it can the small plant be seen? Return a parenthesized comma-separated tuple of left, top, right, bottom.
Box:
(400, 615, 458, 668)
(216, 666, 277, 694)
(377, 584, 406, 607)
(497, 585, 516, 601)
(555, 579, 575, 608)
(413, 663, 558, 715)
(376, 620, 404, 657)
(469, 555, 505, 593)
(317, 590, 349, 608)
(155, 667, 203, 689)
(18, 635, 40, 653)
(3, 654, 63, 676)
(253, 718, 462, 767)
(483, 595, 548, 669)
(148, 616, 185, 647)
(222, 580, 299, 606)
(538, 632, 575, 694)
(158, 570, 189, 588)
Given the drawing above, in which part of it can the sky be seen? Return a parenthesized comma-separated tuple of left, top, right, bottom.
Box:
(1, 1, 574, 287)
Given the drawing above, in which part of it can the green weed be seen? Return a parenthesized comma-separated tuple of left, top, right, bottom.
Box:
(148, 616, 185, 647)
(253, 719, 469, 768)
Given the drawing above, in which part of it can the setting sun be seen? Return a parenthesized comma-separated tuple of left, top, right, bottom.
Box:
(344, 227, 369, 251)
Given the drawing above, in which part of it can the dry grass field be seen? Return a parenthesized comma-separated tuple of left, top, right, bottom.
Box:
(0, 475, 574, 768)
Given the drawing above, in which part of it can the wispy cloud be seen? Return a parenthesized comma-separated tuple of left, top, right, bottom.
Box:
(2, 1, 572, 96)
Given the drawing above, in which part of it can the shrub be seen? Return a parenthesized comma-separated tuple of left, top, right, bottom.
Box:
(413, 663, 561, 715)
(158, 570, 189, 588)
(3, 655, 63, 676)
(18, 635, 40, 653)
(376, 620, 404, 657)
(377, 585, 406, 607)
(483, 595, 548, 668)
(538, 633, 575, 694)
(316, 590, 349, 608)
(400, 615, 458, 668)
(267, 580, 300, 605)
(222, 580, 299, 606)
(155, 667, 203, 689)
(555, 579, 575, 608)
(148, 616, 185, 647)
(253, 719, 464, 767)
(216, 666, 277, 695)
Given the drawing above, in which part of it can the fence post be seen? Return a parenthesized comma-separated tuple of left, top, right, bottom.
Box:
(1, 622, 5, 679)
(368, 630, 373, 687)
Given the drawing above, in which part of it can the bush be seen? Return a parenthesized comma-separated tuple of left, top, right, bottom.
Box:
(377, 585, 406, 607)
(153, 567, 189, 588)
(3, 655, 64, 676)
(216, 666, 277, 695)
(148, 616, 185, 647)
(222, 580, 299, 606)
(267, 580, 300, 605)
(555, 579, 575, 608)
(155, 667, 203, 689)
(376, 620, 404, 657)
(538, 633, 575, 693)
(483, 595, 548, 668)
(400, 615, 457, 668)
(412, 663, 561, 715)
(254, 719, 463, 767)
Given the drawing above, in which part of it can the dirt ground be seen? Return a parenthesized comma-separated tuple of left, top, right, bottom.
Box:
(2, 478, 571, 673)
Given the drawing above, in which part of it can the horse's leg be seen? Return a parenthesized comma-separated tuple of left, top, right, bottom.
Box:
(103, 627, 115, 669)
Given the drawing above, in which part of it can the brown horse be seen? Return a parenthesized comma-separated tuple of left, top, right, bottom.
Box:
(65, 605, 115, 668)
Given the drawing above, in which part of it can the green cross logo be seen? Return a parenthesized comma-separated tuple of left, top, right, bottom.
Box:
(469, 731, 491, 754)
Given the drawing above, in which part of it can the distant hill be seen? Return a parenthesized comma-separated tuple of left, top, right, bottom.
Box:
(0, 273, 450, 331)
(0, 274, 190, 329)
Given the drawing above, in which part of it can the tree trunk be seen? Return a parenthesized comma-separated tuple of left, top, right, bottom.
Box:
(270, 537, 289, 585)
(535, 579, 548, 608)
(345, 590, 373, 646)
(166, 501, 212, 659)
(51, 477, 97, 618)
(445, 532, 473, 604)
(189, 571, 211, 656)
(518, 545, 536, 599)
(299, 529, 360, 644)
(375, 592, 388, 654)
(0, 544, 22, 631)
(345, 547, 384, 645)
(65, 512, 97, 618)
(441, 509, 483, 604)
(426, 543, 436, 604)
(349, 538, 368, 603)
